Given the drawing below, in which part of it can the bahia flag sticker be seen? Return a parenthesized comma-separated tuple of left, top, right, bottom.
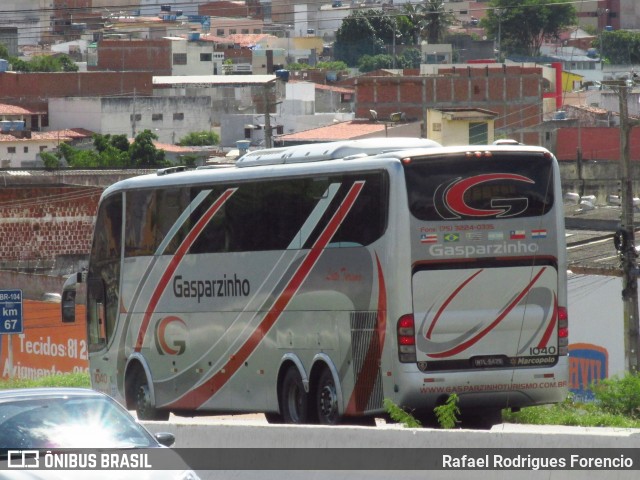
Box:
(531, 229, 547, 239)
(420, 233, 438, 244)
(510, 230, 526, 240)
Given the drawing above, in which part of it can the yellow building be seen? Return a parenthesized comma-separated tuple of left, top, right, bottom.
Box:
(427, 108, 498, 146)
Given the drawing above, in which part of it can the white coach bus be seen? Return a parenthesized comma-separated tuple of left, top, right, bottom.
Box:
(62, 138, 568, 427)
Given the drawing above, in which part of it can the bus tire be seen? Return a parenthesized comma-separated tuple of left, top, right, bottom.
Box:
(131, 370, 170, 421)
(264, 412, 284, 424)
(315, 368, 341, 425)
(281, 367, 309, 424)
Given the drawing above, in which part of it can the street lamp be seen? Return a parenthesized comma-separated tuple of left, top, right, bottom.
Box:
(392, 16, 397, 69)
(597, 8, 609, 65)
(495, 8, 504, 62)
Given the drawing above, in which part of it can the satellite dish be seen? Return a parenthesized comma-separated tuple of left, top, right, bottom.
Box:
(369, 109, 378, 121)
(482, 36, 487, 40)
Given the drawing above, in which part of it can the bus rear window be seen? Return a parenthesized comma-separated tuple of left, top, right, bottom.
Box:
(404, 153, 554, 221)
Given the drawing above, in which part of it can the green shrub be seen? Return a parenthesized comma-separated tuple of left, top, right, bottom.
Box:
(383, 398, 422, 428)
(434, 393, 460, 429)
(592, 373, 640, 418)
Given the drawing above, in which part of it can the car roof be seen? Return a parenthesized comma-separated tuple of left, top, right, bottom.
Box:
(0, 387, 107, 402)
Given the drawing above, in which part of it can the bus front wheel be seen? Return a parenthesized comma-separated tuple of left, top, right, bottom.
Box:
(280, 367, 309, 424)
(130, 369, 170, 421)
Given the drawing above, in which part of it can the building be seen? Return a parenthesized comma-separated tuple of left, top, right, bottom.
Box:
(0, 28, 19, 57)
(0, 0, 49, 46)
(48, 96, 212, 145)
(426, 107, 498, 145)
(0, 103, 47, 133)
(0, 128, 93, 168)
(354, 64, 548, 145)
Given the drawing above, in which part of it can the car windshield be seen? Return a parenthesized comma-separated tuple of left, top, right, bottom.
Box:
(0, 395, 156, 449)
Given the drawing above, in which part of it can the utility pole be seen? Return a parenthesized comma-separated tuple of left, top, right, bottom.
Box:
(263, 78, 281, 149)
(132, 88, 137, 138)
(609, 81, 640, 373)
(263, 80, 275, 149)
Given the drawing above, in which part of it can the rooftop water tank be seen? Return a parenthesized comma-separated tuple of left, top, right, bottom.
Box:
(275, 69, 289, 82)
(0, 59, 8, 73)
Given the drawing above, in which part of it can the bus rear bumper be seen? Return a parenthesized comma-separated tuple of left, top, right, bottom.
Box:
(393, 356, 569, 411)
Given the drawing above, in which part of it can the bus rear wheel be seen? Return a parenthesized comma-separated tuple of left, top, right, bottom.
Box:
(280, 367, 309, 424)
(316, 368, 340, 425)
(130, 370, 170, 421)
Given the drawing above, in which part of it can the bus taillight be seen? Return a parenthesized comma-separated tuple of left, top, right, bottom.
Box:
(558, 306, 568, 356)
(398, 314, 417, 363)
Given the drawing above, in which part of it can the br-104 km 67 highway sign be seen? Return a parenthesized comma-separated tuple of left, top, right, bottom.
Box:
(0, 289, 23, 334)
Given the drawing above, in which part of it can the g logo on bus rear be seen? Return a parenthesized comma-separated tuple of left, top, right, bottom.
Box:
(154, 316, 188, 355)
(434, 173, 534, 220)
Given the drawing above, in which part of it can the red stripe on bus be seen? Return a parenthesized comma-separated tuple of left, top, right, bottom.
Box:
(425, 269, 483, 340)
(168, 181, 365, 409)
(134, 188, 237, 352)
(537, 293, 558, 349)
(344, 253, 387, 416)
(428, 267, 546, 359)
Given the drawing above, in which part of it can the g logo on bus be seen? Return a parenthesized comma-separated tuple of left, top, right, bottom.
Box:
(434, 173, 534, 220)
(154, 316, 187, 355)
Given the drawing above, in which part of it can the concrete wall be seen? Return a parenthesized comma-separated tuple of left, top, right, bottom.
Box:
(559, 159, 640, 204)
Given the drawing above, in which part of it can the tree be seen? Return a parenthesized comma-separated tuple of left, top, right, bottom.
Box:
(358, 54, 394, 73)
(129, 130, 167, 167)
(358, 48, 422, 72)
(481, 0, 576, 57)
(40, 151, 61, 170)
(10, 54, 79, 72)
(333, 10, 388, 66)
(399, 48, 422, 69)
(402, 0, 456, 45)
(421, 0, 456, 44)
(594, 30, 640, 65)
(178, 130, 220, 146)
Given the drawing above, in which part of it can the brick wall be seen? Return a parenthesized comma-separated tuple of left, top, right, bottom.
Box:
(0, 71, 154, 112)
(354, 65, 544, 145)
(90, 39, 173, 75)
(0, 186, 101, 269)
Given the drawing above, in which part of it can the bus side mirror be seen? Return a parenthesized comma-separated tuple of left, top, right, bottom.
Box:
(61, 290, 76, 323)
(61, 272, 83, 323)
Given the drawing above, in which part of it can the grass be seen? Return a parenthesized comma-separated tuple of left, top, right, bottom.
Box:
(0, 371, 90, 390)
(504, 398, 640, 429)
(505, 374, 640, 429)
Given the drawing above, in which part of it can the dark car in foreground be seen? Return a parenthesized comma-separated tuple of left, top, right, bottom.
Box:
(0, 387, 199, 480)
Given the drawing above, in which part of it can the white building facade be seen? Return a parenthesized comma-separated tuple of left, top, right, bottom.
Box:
(48, 96, 212, 145)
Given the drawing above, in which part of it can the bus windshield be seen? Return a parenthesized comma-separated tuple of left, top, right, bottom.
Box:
(404, 152, 555, 221)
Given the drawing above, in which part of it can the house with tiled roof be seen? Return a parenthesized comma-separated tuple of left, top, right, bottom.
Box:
(0, 103, 48, 132)
(0, 128, 93, 168)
